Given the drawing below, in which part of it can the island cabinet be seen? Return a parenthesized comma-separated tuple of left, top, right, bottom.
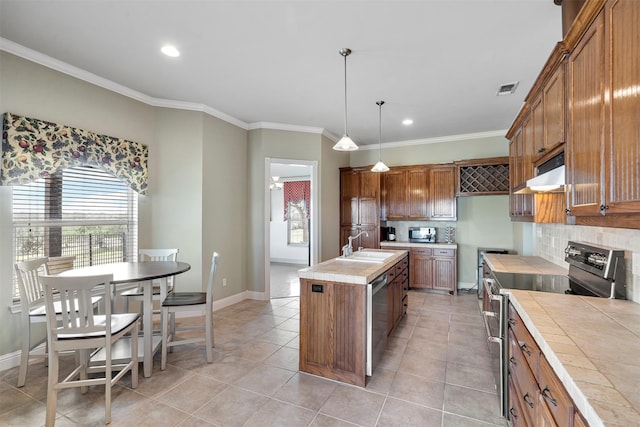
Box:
(508, 302, 585, 426)
(409, 247, 457, 294)
(340, 167, 380, 250)
(387, 254, 409, 334)
(566, 0, 640, 227)
(299, 254, 408, 387)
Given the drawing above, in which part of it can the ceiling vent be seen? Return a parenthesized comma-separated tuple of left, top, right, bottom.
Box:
(496, 81, 519, 96)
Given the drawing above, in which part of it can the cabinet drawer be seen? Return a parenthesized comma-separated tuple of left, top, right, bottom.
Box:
(539, 354, 574, 427)
(433, 248, 454, 257)
(509, 304, 540, 380)
(507, 374, 528, 427)
(508, 337, 538, 427)
(410, 247, 432, 256)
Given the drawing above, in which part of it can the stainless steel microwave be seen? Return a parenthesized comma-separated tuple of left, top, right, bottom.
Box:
(408, 227, 436, 243)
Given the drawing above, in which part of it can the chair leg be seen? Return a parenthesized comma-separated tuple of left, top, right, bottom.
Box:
(205, 307, 213, 363)
(161, 307, 169, 370)
(17, 319, 31, 387)
(45, 350, 59, 427)
(79, 350, 89, 394)
(131, 321, 139, 388)
(105, 343, 112, 425)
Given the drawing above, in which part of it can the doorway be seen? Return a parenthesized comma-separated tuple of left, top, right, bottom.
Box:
(264, 158, 318, 299)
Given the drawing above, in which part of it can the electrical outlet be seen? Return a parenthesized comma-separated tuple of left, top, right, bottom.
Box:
(222, 277, 227, 287)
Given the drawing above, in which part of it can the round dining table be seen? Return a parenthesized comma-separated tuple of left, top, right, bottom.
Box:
(59, 261, 191, 377)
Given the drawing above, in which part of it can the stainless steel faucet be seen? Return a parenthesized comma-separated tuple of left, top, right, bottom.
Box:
(343, 230, 368, 257)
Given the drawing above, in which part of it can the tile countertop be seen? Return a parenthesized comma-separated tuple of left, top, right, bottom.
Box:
(484, 253, 568, 275)
(380, 241, 458, 249)
(298, 249, 409, 285)
(506, 290, 640, 427)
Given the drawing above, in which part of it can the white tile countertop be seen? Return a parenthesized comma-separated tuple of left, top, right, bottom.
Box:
(380, 241, 458, 249)
(484, 253, 568, 275)
(506, 290, 640, 427)
(298, 249, 408, 285)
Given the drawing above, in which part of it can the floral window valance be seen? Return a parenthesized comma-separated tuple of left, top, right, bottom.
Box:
(283, 180, 310, 221)
(2, 112, 148, 195)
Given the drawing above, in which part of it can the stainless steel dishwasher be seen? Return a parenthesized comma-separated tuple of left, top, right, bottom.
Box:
(366, 273, 387, 376)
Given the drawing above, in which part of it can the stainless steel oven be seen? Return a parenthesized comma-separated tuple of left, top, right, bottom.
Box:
(482, 276, 506, 414)
(367, 273, 387, 376)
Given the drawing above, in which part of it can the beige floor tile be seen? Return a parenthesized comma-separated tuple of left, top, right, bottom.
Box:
(263, 346, 300, 371)
(389, 371, 445, 410)
(443, 384, 505, 425)
(243, 398, 316, 427)
(310, 413, 361, 427)
(233, 364, 295, 396)
(193, 386, 268, 427)
(377, 397, 443, 427)
(320, 384, 386, 427)
(274, 372, 338, 411)
(156, 374, 228, 413)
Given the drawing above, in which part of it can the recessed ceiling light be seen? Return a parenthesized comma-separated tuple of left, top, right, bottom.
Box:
(161, 45, 180, 58)
(497, 81, 519, 96)
(402, 119, 413, 126)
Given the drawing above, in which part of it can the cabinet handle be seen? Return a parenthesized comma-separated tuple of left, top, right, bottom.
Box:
(509, 356, 517, 366)
(508, 318, 516, 326)
(541, 386, 558, 407)
(509, 408, 519, 420)
(538, 147, 546, 153)
(520, 342, 532, 356)
(523, 393, 534, 408)
(600, 204, 609, 212)
(565, 208, 571, 214)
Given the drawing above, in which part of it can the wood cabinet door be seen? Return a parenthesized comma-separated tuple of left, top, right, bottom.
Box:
(531, 94, 545, 159)
(357, 226, 379, 249)
(432, 257, 456, 293)
(410, 254, 432, 289)
(407, 167, 429, 219)
(358, 170, 379, 199)
(604, 0, 640, 215)
(340, 169, 359, 199)
(567, 10, 605, 216)
(543, 62, 566, 153)
(429, 166, 457, 220)
(521, 117, 535, 217)
(384, 169, 407, 219)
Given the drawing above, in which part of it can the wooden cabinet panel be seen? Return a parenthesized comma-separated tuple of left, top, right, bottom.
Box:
(299, 279, 366, 386)
(539, 354, 574, 427)
(543, 63, 566, 153)
(340, 168, 380, 250)
(409, 247, 456, 294)
(531, 95, 545, 159)
(358, 170, 379, 199)
(567, 10, 605, 216)
(429, 166, 457, 220)
(431, 257, 456, 292)
(408, 167, 429, 219)
(508, 374, 529, 427)
(383, 169, 406, 219)
(410, 253, 432, 289)
(604, 0, 640, 214)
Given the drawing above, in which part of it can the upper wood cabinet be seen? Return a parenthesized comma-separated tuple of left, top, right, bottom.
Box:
(429, 166, 457, 220)
(542, 62, 566, 156)
(381, 165, 456, 221)
(566, 0, 640, 226)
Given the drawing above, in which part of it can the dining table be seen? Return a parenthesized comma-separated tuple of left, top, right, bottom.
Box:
(58, 261, 191, 377)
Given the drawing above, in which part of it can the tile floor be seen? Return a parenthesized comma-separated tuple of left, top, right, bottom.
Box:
(0, 290, 506, 426)
(270, 263, 305, 299)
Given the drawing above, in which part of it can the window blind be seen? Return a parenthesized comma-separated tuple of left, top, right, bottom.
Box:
(12, 165, 138, 299)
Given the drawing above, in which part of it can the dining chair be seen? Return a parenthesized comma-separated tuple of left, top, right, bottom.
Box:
(40, 273, 139, 426)
(44, 255, 76, 275)
(14, 257, 99, 388)
(120, 248, 179, 315)
(160, 252, 218, 370)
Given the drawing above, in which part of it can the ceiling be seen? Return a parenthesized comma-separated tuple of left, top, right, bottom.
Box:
(0, 1, 562, 146)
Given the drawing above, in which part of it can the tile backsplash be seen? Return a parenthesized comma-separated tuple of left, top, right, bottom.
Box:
(534, 224, 640, 303)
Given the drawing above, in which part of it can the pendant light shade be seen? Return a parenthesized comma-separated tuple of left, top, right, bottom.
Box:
(333, 48, 359, 151)
(371, 101, 389, 172)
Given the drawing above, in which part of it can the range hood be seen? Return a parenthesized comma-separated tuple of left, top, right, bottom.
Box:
(515, 153, 565, 194)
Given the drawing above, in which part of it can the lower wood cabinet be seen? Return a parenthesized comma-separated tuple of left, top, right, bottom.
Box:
(508, 302, 586, 426)
(409, 247, 457, 294)
(387, 255, 409, 334)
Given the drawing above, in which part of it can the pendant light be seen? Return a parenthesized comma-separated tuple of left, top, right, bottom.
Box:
(371, 101, 390, 172)
(332, 48, 359, 151)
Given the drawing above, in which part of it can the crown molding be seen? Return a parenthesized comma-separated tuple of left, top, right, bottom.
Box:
(357, 129, 509, 150)
(0, 37, 249, 130)
(1, 38, 507, 147)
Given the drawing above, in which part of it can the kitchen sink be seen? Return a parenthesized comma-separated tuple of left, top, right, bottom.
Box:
(334, 251, 395, 263)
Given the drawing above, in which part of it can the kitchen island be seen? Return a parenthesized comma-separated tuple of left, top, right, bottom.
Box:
(298, 249, 409, 387)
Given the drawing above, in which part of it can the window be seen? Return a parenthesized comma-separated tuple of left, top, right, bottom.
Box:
(12, 165, 138, 299)
(287, 200, 308, 245)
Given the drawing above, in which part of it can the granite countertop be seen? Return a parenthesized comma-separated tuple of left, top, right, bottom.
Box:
(298, 249, 408, 285)
(506, 290, 640, 427)
(380, 241, 458, 249)
(484, 253, 568, 275)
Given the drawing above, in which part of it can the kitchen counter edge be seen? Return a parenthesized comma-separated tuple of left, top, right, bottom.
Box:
(380, 241, 457, 249)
